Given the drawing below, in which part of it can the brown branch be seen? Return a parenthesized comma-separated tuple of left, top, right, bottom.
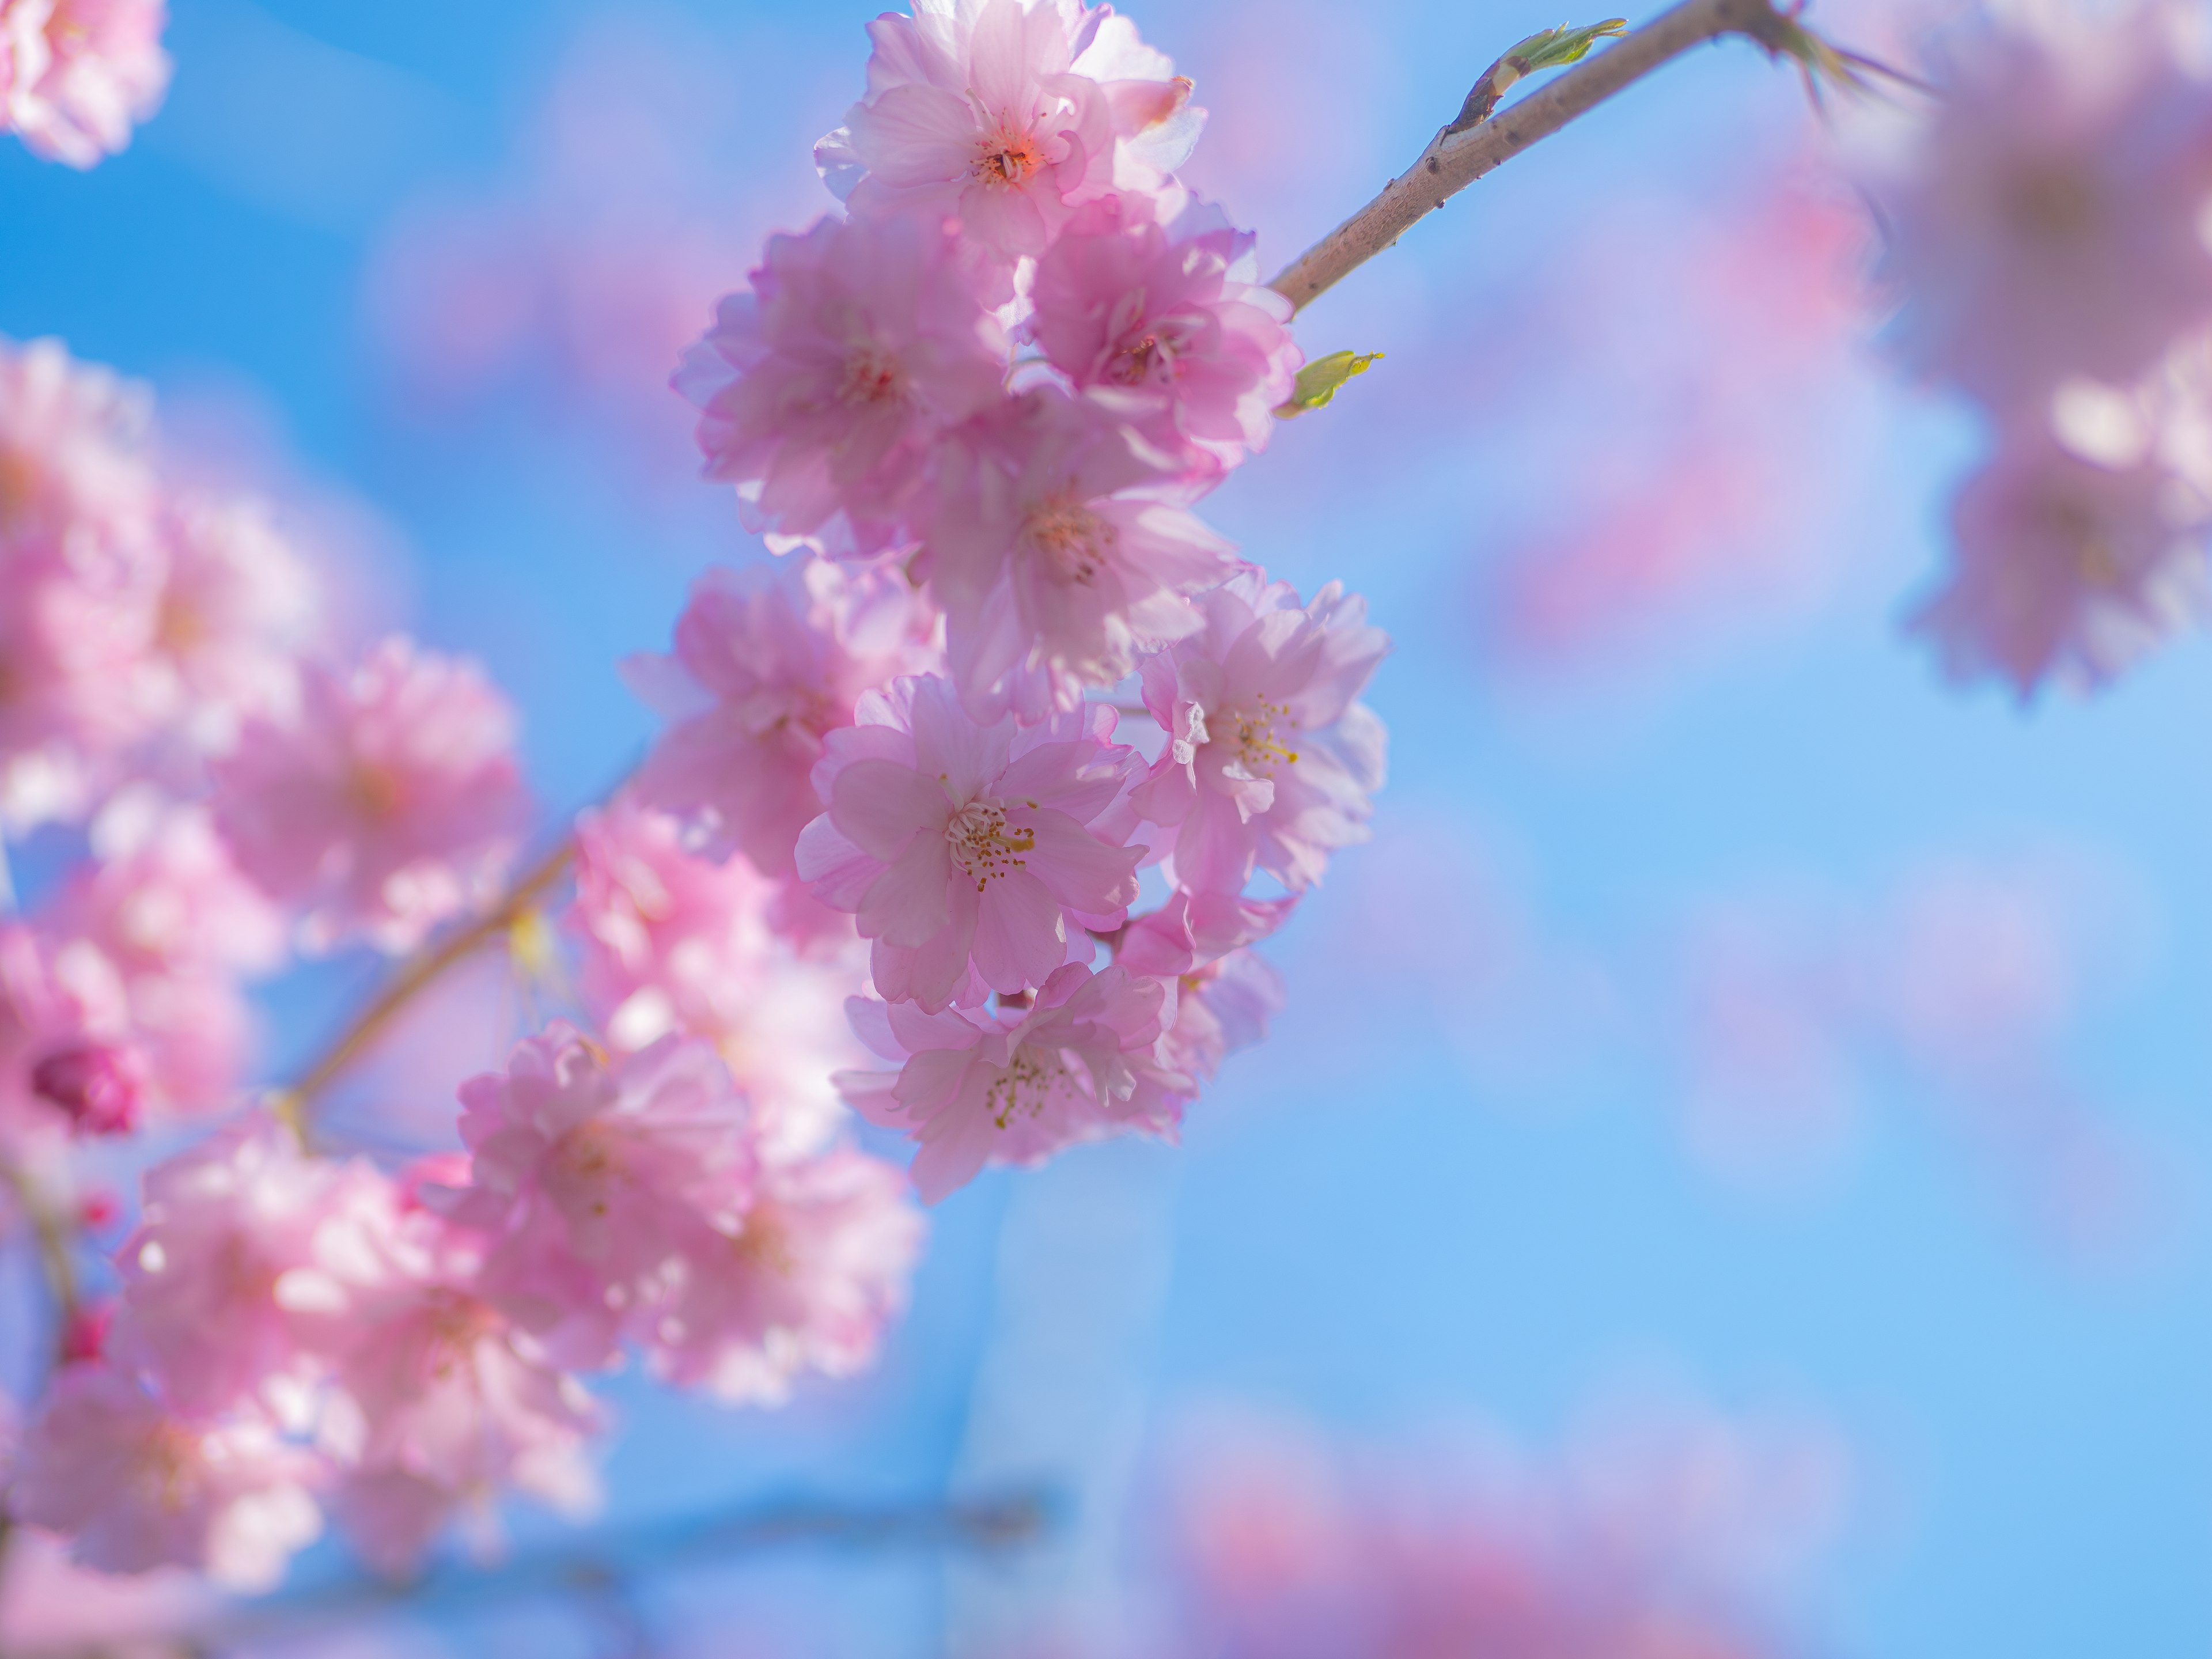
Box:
(1267, 0, 1804, 313)
(1, 1160, 82, 1370)
(271, 838, 579, 1148)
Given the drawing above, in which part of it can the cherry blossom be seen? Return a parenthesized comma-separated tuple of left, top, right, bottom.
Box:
(439, 1024, 761, 1370)
(11, 1367, 323, 1592)
(570, 797, 864, 1160)
(210, 636, 527, 955)
(1029, 192, 1300, 469)
(795, 672, 1144, 1011)
(925, 386, 1238, 717)
(1874, 2, 2212, 409)
(1910, 422, 2211, 696)
(0, 0, 169, 168)
(0, 335, 164, 828)
(675, 213, 1009, 559)
(1118, 888, 1291, 1084)
(626, 558, 941, 877)
(1131, 570, 1389, 893)
(815, 0, 1200, 264)
(839, 960, 1186, 1200)
(643, 1145, 925, 1405)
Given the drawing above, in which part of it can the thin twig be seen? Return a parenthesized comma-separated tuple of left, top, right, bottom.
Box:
(271, 838, 579, 1147)
(0, 1160, 82, 1369)
(1267, 0, 1803, 313)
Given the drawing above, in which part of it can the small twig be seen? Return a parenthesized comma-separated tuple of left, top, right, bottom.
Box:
(272, 838, 578, 1148)
(1268, 0, 1809, 313)
(0, 1160, 82, 1370)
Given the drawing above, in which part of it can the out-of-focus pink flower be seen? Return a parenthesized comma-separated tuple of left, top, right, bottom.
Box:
(27, 1041, 142, 1135)
(816, 0, 1200, 264)
(440, 1024, 759, 1370)
(570, 797, 863, 1160)
(1, 0, 169, 168)
(211, 636, 527, 955)
(111, 1115, 381, 1416)
(1874, 2, 2212, 408)
(291, 1177, 603, 1577)
(1132, 570, 1388, 893)
(625, 558, 942, 878)
(142, 491, 317, 755)
(1910, 422, 2210, 696)
(1119, 888, 1293, 1083)
(839, 960, 1185, 1201)
(12, 1366, 322, 1592)
(0, 335, 164, 828)
(65, 790, 287, 979)
(926, 387, 1237, 717)
(1029, 192, 1299, 469)
(0, 1525, 214, 1653)
(676, 214, 1009, 560)
(796, 673, 1143, 1011)
(647, 1145, 925, 1405)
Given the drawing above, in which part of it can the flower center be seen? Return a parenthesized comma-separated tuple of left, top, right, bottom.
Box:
(732, 1207, 795, 1276)
(0, 445, 39, 532)
(1226, 698, 1301, 776)
(972, 120, 1047, 189)
(945, 798, 1035, 890)
(2004, 160, 2100, 244)
(344, 761, 407, 821)
(839, 344, 906, 406)
(1106, 319, 1194, 389)
(556, 1123, 626, 1218)
(1024, 498, 1114, 585)
(983, 1045, 1074, 1130)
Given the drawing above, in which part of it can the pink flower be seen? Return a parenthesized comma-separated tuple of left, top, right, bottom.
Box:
(63, 790, 287, 980)
(294, 1183, 603, 1576)
(26, 1040, 142, 1135)
(675, 214, 1009, 559)
(646, 1145, 925, 1404)
(925, 387, 1238, 717)
(1, 0, 169, 168)
(12, 1366, 322, 1592)
(109, 1115, 382, 1416)
(570, 797, 865, 1160)
(1874, 3, 2212, 408)
(441, 1024, 759, 1371)
(795, 672, 1144, 1011)
(839, 960, 1186, 1200)
(1131, 570, 1388, 893)
(626, 558, 942, 877)
(1910, 421, 2210, 696)
(143, 490, 318, 755)
(0, 335, 164, 827)
(1118, 888, 1293, 1083)
(815, 0, 1200, 263)
(1029, 192, 1300, 469)
(210, 636, 528, 955)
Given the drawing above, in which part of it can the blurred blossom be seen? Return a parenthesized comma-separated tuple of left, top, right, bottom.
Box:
(0, 0, 170, 168)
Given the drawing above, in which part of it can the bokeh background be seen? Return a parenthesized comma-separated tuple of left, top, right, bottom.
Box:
(7, 0, 2212, 1652)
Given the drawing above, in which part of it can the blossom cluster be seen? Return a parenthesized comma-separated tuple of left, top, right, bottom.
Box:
(1873, 0, 2212, 694)
(644, 0, 1388, 1202)
(0, 0, 168, 167)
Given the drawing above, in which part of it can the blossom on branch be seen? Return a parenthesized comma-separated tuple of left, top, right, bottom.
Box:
(796, 672, 1144, 1011)
(211, 636, 528, 955)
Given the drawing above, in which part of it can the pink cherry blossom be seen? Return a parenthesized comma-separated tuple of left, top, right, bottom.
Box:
(1029, 192, 1300, 468)
(1874, 2, 2212, 408)
(839, 960, 1185, 1200)
(110, 1115, 383, 1416)
(441, 1023, 759, 1370)
(675, 213, 1009, 559)
(63, 791, 287, 980)
(293, 1177, 603, 1576)
(210, 635, 528, 955)
(925, 387, 1238, 717)
(1118, 888, 1291, 1083)
(795, 672, 1143, 1011)
(645, 1145, 925, 1405)
(142, 490, 318, 756)
(570, 797, 865, 1160)
(0, 335, 164, 828)
(12, 1366, 322, 1592)
(1910, 422, 2210, 696)
(1, 0, 169, 168)
(815, 0, 1200, 263)
(625, 558, 942, 877)
(1131, 570, 1388, 893)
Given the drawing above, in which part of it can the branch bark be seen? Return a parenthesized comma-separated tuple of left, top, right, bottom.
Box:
(1267, 0, 1800, 313)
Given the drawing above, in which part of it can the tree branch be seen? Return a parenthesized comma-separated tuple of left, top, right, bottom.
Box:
(1267, 0, 1803, 313)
